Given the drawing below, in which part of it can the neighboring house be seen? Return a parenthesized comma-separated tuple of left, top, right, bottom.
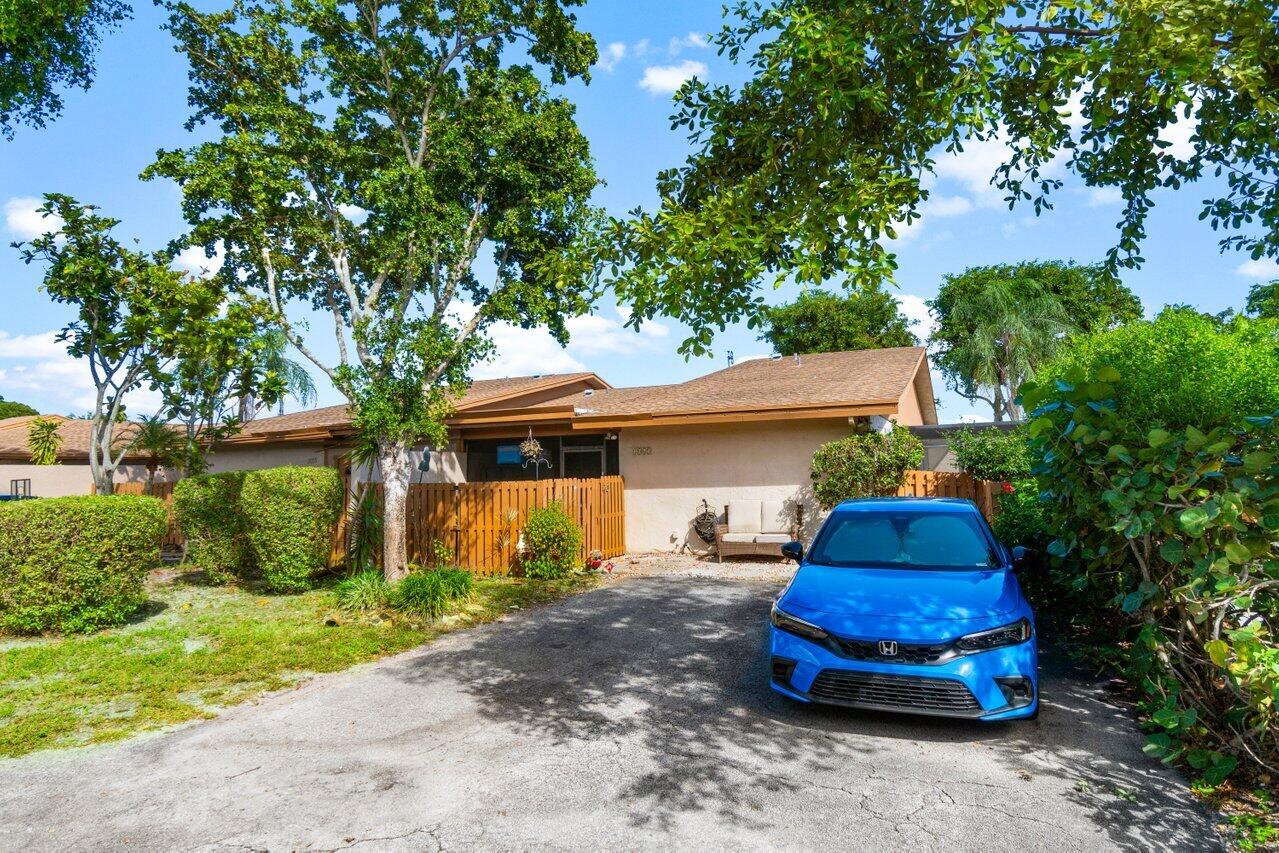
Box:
(213, 347, 939, 552)
(909, 420, 1024, 472)
(0, 416, 177, 497)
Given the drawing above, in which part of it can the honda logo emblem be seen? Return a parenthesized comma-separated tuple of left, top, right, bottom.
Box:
(878, 640, 898, 656)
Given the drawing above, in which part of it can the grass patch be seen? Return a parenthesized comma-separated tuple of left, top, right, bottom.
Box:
(0, 569, 599, 759)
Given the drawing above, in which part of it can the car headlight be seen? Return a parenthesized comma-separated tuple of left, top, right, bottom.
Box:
(956, 618, 1032, 653)
(770, 602, 829, 641)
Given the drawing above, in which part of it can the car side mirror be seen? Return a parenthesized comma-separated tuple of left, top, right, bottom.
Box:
(1010, 545, 1028, 568)
(781, 541, 803, 562)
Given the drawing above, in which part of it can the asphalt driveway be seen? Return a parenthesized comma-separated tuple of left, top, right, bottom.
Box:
(0, 576, 1223, 851)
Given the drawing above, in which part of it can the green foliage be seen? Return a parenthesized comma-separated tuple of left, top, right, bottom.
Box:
(1246, 280, 1279, 320)
(759, 286, 916, 355)
(26, 416, 63, 465)
(1021, 369, 1279, 778)
(810, 425, 924, 510)
(522, 502, 583, 579)
(147, 0, 605, 577)
(129, 415, 184, 491)
(0, 0, 130, 137)
(240, 467, 343, 594)
(950, 427, 1032, 482)
(15, 194, 275, 493)
(0, 398, 38, 419)
(334, 570, 391, 614)
(1039, 308, 1279, 432)
(391, 568, 475, 619)
(590, 3, 1277, 357)
(930, 263, 1140, 420)
(173, 472, 250, 584)
(0, 495, 165, 633)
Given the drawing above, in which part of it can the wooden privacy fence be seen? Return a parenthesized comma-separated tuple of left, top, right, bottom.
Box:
(393, 475, 626, 575)
(896, 470, 999, 520)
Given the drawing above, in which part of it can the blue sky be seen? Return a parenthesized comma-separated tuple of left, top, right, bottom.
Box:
(1, 1, 1274, 422)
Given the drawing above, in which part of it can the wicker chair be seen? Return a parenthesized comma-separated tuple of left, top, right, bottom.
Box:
(715, 499, 801, 561)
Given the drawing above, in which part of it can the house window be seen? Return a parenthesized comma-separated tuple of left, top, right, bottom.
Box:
(496, 443, 521, 465)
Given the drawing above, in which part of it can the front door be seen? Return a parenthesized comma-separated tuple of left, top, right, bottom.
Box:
(561, 446, 605, 478)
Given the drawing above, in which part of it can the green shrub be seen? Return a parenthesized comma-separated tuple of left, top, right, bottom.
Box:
(173, 472, 250, 583)
(334, 569, 391, 613)
(810, 424, 924, 510)
(240, 466, 343, 593)
(1022, 367, 1279, 780)
(392, 567, 474, 619)
(522, 502, 582, 579)
(0, 495, 166, 633)
(950, 427, 1032, 482)
(1039, 308, 1279, 431)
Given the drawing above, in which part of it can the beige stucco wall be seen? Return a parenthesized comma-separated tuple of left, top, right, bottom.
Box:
(619, 419, 852, 553)
(206, 443, 328, 474)
(353, 447, 467, 485)
(0, 463, 173, 497)
(897, 381, 925, 425)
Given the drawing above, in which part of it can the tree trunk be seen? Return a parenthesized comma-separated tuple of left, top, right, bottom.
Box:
(90, 425, 114, 496)
(992, 383, 1006, 423)
(378, 438, 410, 581)
(144, 462, 157, 496)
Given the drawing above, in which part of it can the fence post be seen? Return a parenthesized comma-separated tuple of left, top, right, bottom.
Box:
(451, 483, 461, 566)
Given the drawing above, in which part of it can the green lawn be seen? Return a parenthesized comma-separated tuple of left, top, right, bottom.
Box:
(0, 569, 599, 759)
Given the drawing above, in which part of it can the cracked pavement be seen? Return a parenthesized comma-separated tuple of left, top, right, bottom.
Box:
(0, 576, 1224, 851)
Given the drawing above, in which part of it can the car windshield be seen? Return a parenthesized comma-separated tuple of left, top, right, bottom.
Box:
(809, 510, 999, 570)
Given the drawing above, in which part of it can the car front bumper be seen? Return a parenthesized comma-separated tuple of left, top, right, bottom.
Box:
(769, 625, 1038, 721)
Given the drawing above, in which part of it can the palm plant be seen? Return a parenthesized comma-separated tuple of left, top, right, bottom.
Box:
(129, 415, 185, 494)
(27, 417, 63, 465)
(240, 329, 317, 420)
(933, 282, 1074, 421)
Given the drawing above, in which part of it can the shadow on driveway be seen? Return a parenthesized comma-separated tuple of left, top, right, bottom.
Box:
(392, 576, 1222, 850)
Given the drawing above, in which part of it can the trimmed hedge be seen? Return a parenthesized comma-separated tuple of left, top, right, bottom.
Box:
(0, 495, 167, 633)
(173, 472, 250, 583)
(240, 466, 344, 593)
(523, 502, 582, 579)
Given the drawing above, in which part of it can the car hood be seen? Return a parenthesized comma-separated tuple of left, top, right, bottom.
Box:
(781, 564, 1022, 622)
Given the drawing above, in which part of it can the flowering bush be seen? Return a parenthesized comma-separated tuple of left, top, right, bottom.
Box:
(810, 424, 923, 510)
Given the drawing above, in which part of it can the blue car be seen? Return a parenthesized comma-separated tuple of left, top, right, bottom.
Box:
(769, 497, 1038, 721)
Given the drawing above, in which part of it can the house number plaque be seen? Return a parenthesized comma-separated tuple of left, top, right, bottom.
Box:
(631, 446, 653, 456)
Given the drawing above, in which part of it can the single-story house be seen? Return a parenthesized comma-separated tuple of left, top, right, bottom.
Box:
(0, 415, 176, 497)
(210, 347, 941, 552)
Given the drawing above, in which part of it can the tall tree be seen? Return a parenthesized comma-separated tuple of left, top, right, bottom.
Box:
(0, 0, 131, 137)
(243, 328, 317, 419)
(590, 1, 1278, 355)
(759, 287, 917, 355)
(15, 194, 275, 493)
(0, 397, 39, 419)
(929, 265, 1092, 420)
(1246, 280, 1279, 319)
(147, 0, 602, 580)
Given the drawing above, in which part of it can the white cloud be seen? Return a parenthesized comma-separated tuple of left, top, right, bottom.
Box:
(597, 41, 627, 73)
(0, 329, 170, 415)
(473, 325, 588, 379)
(895, 294, 935, 343)
(4, 196, 62, 240)
(631, 38, 653, 58)
(1235, 258, 1279, 279)
(1159, 110, 1198, 161)
(337, 203, 368, 223)
(924, 194, 973, 217)
(173, 240, 225, 279)
(639, 60, 707, 95)
(1085, 186, 1123, 208)
(934, 135, 1016, 209)
(668, 31, 708, 54)
(958, 413, 986, 424)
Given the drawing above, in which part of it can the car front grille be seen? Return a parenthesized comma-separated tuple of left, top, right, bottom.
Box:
(830, 635, 954, 665)
(808, 670, 983, 716)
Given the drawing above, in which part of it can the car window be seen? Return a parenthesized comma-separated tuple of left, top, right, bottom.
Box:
(809, 510, 998, 570)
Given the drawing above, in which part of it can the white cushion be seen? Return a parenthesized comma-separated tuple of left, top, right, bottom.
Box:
(720, 533, 758, 543)
(727, 499, 762, 534)
(752, 533, 792, 544)
(760, 499, 789, 534)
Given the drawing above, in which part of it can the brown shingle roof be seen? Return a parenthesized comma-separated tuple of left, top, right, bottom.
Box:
(232, 373, 606, 439)
(534, 348, 932, 421)
(0, 415, 156, 462)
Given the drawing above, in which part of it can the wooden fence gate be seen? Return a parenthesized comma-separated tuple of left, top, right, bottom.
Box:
(896, 470, 999, 520)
